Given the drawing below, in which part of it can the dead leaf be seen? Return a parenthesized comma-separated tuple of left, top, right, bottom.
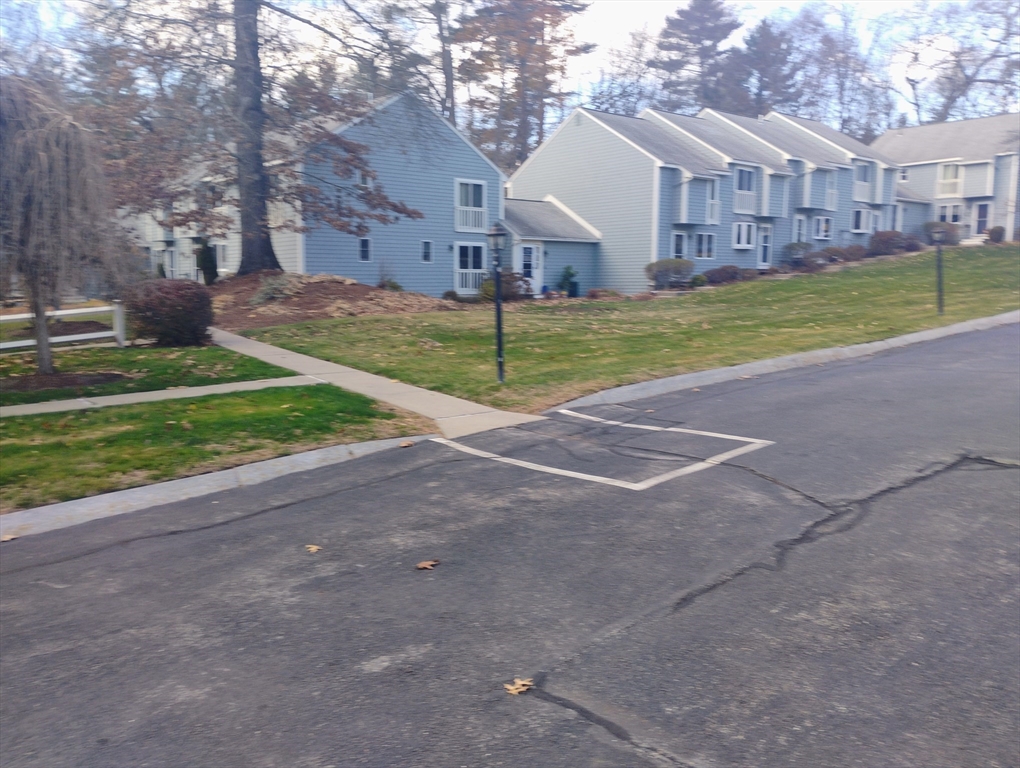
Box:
(399, 440, 415, 448)
(181, 421, 193, 431)
(644, 409, 654, 413)
(701, 322, 712, 329)
(0, 534, 18, 543)
(416, 559, 440, 570)
(305, 544, 322, 553)
(691, 388, 701, 392)
(504, 677, 534, 695)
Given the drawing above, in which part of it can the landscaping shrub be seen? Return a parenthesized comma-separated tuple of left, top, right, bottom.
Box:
(987, 226, 1005, 244)
(738, 268, 759, 281)
(901, 234, 923, 251)
(127, 279, 213, 346)
(378, 277, 403, 292)
(689, 274, 707, 288)
(923, 221, 960, 245)
(587, 288, 623, 299)
(780, 241, 813, 268)
(819, 247, 847, 262)
(704, 264, 741, 284)
(479, 271, 531, 302)
(867, 230, 905, 256)
(843, 245, 867, 261)
(442, 290, 458, 301)
(556, 265, 578, 292)
(644, 258, 694, 289)
(798, 253, 828, 273)
(248, 273, 291, 306)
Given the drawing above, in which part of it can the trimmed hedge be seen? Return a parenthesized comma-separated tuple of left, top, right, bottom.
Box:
(645, 258, 694, 289)
(923, 221, 960, 245)
(987, 226, 1005, 244)
(704, 264, 741, 285)
(127, 279, 213, 346)
(867, 230, 905, 256)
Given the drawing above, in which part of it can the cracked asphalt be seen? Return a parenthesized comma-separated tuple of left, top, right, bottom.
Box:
(1, 324, 1018, 768)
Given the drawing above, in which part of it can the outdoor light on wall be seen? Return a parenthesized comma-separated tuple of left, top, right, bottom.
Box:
(931, 227, 946, 315)
(487, 222, 508, 383)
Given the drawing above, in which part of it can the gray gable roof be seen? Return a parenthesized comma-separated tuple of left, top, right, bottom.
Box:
(776, 113, 898, 165)
(582, 109, 727, 176)
(645, 110, 791, 173)
(703, 111, 846, 168)
(872, 113, 1020, 164)
(895, 183, 931, 203)
(504, 199, 599, 242)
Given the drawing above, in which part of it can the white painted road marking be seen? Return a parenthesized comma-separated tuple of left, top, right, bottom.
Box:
(430, 411, 773, 491)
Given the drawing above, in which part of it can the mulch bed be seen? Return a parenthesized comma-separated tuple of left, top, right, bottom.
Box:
(1, 371, 124, 393)
(208, 271, 465, 332)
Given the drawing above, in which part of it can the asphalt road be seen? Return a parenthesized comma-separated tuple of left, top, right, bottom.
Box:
(2, 325, 1018, 768)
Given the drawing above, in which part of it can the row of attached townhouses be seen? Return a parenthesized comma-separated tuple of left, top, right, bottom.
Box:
(129, 93, 1019, 297)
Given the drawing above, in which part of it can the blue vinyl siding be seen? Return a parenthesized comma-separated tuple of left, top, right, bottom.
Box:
(963, 163, 991, 198)
(687, 178, 708, 224)
(769, 175, 787, 217)
(658, 167, 677, 260)
(899, 201, 930, 237)
(302, 94, 502, 296)
(542, 241, 599, 295)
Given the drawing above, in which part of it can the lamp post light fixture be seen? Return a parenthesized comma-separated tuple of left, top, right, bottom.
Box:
(931, 227, 945, 315)
(487, 222, 508, 383)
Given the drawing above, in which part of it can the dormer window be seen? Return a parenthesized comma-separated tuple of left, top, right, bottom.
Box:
(455, 179, 487, 232)
(733, 168, 756, 214)
(937, 164, 961, 197)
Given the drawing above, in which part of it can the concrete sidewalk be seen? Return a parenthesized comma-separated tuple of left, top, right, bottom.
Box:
(0, 375, 323, 418)
(211, 328, 544, 438)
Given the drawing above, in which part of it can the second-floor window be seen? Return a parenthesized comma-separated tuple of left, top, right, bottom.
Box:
(707, 179, 720, 223)
(455, 179, 487, 232)
(421, 240, 432, 263)
(814, 216, 832, 240)
(937, 164, 961, 196)
(855, 164, 870, 183)
(734, 168, 755, 213)
(732, 222, 756, 249)
(736, 168, 754, 192)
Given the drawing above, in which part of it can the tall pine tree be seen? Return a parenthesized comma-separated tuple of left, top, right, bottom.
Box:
(738, 19, 802, 116)
(649, 0, 741, 114)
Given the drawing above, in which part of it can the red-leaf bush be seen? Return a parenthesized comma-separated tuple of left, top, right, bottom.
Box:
(867, 230, 905, 256)
(127, 279, 213, 346)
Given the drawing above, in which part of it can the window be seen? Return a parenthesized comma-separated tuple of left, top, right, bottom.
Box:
(899, 168, 909, 181)
(814, 216, 832, 240)
(825, 171, 838, 210)
(855, 164, 871, 183)
(736, 168, 754, 192)
(421, 240, 432, 263)
(455, 179, 487, 232)
(695, 233, 715, 259)
(359, 238, 371, 262)
(794, 215, 807, 243)
(732, 222, 756, 249)
(733, 168, 756, 213)
(852, 209, 872, 233)
(672, 232, 686, 258)
(458, 181, 484, 208)
(937, 163, 961, 196)
(938, 205, 948, 222)
(951, 204, 961, 223)
(458, 243, 484, 270)
(357, 170, 371, 187)
(706, 180, 720, 223)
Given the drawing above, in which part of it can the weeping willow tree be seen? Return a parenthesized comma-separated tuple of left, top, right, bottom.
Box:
(0, 75, 112, 374)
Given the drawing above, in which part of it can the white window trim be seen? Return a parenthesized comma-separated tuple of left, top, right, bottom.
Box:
(794, 214, 807, 242)
(695, 232, 716, 259)
(855, 163, 871, 183)
(899, 168, 909, 181)
(672, 232, 687, 258)
(935, 163, 964, 198)
(454, 178, 488, 233)
(420, 240, 433, 263)
(706, 180, 721, 224)
(735, 167, 755, 192)
(732, 221, 756, 249)
(851, 209, 871, 233)
(454, 241, 486, 271)
(359, 237, 372, 262)
(813, 216, 832, 240)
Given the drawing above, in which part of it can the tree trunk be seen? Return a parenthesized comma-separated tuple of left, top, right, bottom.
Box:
(234, 0, 281, 276)
(29, 283, 54, 375)
(433, 4, 456, 123)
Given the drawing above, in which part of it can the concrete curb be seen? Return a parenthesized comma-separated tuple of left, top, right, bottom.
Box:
(0, 434, 436, 539)
(0, 376, 323, 418)
(554, 310, 1020, 411)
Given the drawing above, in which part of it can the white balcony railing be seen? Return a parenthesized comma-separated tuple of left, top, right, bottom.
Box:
(937, 179, 961, 197)
(853, 180, 871, 202)
(707, 199, 721, 224)
(456, 269, 488, 295)
(733, 190, 756, 214)
(455, 206, 487, 232)
(825, 189, 838, 210)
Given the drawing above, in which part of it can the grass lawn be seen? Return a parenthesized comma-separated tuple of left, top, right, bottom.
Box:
(0, 386, 432, 512)
(248, 246, 1020, 413)
(0, 346, 294, 406)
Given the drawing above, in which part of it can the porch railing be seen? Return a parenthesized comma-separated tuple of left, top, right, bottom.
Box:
(733, 191, 756, 214)
(455, 206, 487, 232)
(456, 269, 488, 295)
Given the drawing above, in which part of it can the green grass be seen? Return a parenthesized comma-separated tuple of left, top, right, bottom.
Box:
(0, 346, 294, 406)
(248, 247, 1020, 413)
(0, 386, 430, 512)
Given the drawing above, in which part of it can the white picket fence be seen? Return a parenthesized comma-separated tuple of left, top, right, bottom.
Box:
(0, 302, 125, 351)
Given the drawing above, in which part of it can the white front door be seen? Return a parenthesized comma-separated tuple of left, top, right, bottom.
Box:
(515, 241, 543, 294)
(757, 225, 772, 269)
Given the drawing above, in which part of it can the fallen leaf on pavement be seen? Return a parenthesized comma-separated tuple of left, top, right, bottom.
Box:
(504, 678, 534, 695)
(645, 409, 654, 413)
(305, 544, 322, 553)
(0, 534, 18, 543)
(399, 441, 415, 448)
(691, 388, 700, 392)
(416, 560, 440, 570)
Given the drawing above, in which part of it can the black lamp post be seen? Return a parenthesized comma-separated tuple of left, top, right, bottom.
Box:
(932, 227, 945, 315)
(487, 222, 508, 383)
